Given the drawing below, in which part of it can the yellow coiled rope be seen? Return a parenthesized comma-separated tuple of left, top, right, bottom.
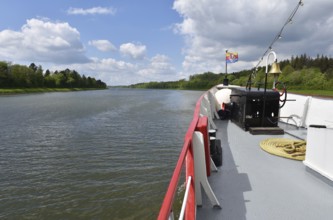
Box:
(260, 138, 306, 161)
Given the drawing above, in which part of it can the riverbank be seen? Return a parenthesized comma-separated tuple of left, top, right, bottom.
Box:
(0, 88, 107, 95)
(289, 90, 333, 98)
(126, 86, 333, 98)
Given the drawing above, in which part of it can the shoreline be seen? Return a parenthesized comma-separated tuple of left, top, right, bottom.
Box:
(0, 87, 107, 95)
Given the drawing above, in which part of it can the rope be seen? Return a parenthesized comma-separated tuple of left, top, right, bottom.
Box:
(260, 138, 306, 161)
(249, 0, 304, 83)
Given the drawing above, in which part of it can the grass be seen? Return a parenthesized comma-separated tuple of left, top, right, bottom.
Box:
(0, 88, 105, 95)
(1, 87, 332, 98)
(288, 90, 333, 98)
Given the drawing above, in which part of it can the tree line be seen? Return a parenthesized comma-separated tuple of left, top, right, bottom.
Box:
(129, 54, 333, 90)
(0, 61, 107, 89)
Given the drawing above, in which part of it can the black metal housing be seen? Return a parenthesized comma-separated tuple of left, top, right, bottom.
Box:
(230, 88, 280, 130)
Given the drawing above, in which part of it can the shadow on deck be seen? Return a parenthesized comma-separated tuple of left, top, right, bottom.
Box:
(197, 120, 333, 220)
(197, 120, 251, 220)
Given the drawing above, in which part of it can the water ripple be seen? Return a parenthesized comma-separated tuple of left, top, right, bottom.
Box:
(0, 89, 203, 219)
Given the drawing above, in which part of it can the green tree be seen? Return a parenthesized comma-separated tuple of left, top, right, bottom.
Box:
(279, 64, 295, 82)
(0, 61, 11, 87)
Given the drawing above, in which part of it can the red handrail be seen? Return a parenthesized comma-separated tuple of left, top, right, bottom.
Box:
(157, 93, 206, 220)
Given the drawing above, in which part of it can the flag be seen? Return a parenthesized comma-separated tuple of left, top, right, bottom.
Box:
(226, 52, 238, 63)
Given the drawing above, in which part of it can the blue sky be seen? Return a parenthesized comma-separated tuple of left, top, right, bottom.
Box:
(1, 0, 333, 85)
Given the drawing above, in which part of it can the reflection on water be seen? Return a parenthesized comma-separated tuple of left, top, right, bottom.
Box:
(0, 88, 202, 219)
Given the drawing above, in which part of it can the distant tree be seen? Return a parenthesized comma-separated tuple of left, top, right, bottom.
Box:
(10, 64, 29, 87)
(0, 61, 107, 89)
(44, 74, 56, 88)
(29, 63, 38, 72)
(44, 69, 51, 77)
(325, 68, 333, 80)
(0, 61, 10, 87)
(279, 64, 295, 83)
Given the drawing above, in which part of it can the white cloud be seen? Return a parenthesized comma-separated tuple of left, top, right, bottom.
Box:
(0, 18, 89, 64)
(173, 0, 333, 77)
(4, 0, 332, 86)
(120, 43, 147, 59)
(67, 7, 116, 15)
(50, 54, 179, 86)
(138, 54, 176, 78)
(89, 40, 116, 52)
(0, 18, 178, 85)
(49, 57, 137, 85)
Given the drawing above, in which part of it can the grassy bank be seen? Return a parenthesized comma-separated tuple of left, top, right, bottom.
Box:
(0, 88, 106, 95)
(289, 90, 333, 98)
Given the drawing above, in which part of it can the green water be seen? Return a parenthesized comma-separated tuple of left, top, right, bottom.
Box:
(0, 88, 203, 219)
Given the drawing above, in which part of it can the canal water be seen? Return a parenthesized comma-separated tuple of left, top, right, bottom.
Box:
(0, 88, 203, 219)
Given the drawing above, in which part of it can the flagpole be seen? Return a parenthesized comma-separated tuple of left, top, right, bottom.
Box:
(224, 50, 228, 85)
(225, 49, 228, 75)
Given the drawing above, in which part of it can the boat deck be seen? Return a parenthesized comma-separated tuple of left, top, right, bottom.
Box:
(197, 120, 333, 220)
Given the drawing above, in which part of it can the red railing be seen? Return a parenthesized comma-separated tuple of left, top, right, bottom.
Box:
(158, 92, 209, 220)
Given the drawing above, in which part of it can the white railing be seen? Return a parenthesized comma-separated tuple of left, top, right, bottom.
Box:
(178, 176, 192, 220)
(280, 94, 333, 128)
(304, 126, 333, 181)
(279, 93, 333, 182)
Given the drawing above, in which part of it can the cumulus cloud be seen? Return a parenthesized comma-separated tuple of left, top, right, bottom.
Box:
(67, 7, 116, 15)
(138, 54, 176, 78)
(0, 18, 90, 64)
(5, 0, 332, 86)
(89, 40, 116, 52)
(173, 0, 333, 76)
(51, 54, 179, 86)
(49, 57, 137, 85)
(120, 42, 147, 59)
(0, 17, 178, 85)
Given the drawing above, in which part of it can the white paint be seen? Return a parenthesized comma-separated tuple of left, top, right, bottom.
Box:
(304, 127, 333, 181)
(192, 131, 220, 208)
(179, 176, 192, 220)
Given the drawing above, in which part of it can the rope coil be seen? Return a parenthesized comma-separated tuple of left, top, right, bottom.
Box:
(260, 138, 306, 161)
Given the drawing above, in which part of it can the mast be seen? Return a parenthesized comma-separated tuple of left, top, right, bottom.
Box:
(225, 49, 228, 75)
(224, 50, 228, 85)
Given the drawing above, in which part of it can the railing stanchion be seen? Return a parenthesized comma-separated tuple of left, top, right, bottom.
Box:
(179, 176, 192, 220)
(195, 116, 211, 176)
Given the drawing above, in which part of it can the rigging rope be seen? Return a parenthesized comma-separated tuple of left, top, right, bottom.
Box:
(250, 0, 304, 83)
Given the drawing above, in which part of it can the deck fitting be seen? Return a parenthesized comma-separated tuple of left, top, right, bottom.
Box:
(249, 127, 284, 135)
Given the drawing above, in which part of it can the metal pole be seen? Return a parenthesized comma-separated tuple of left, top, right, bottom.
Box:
(224, 50, 229, 85)
(264, 51, 277, 92)
(225, 50, 228, 75)
(262, 51, 277, 126)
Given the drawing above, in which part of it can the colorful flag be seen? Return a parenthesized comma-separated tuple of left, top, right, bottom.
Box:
(226, 52, 238, 63)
